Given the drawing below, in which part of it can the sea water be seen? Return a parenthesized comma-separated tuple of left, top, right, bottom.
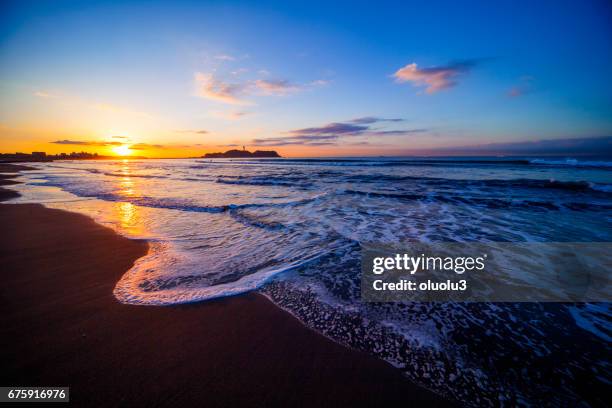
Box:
(7, 156, 612, 406)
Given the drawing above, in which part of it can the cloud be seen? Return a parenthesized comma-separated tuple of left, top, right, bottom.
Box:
(128, 143, 164, 150)
(32, 90, 154, 120)
(194, 69, 322, 103)
(310, 79, 330, 87)
(50, 139, 123, 146)
(253, 79, 300, 95)
(175, 129, 208, 134)
(369, 129, 428, 136)
(251, 117, 427, 146)
(252, 137, 337, 146)
(92, 103, 153, 118)
(350, 117, 404, 124)
(49, 140, 172, 150)
(194, 72, 248, 105)
(208, 110, 251, 120)
(507, 87, 523, 97)
(288, 122, 369, 137)
(253, 134, 338, 146)
(508, 76, 534, 98)
(408, 136, 612, 156)
(231, 68, 248, 76)
(214, 54, 235, 61)
(393, 60, 479, 94)
(34, 91, 58, 99)
(111, 135, 129, 139)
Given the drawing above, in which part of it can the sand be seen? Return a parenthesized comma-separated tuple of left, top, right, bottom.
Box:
(0, 164, 452, 406)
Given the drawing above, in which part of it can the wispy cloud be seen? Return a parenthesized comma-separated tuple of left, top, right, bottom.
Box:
(194, 68, 324, 104)
(252, 137, 337, 146)
(288, 122, 369, 137)
(49, 140, 204, 151)
(175, 129, 209, 134)
(32, 90, 155, 120)
(350, 117, 403, 124)
(309, 79, 330, 87)
(253, 79, 300, 95)
(50, 139, 123, 146)
(369, 129, 428, 136)
(34, 91, 58, 99)
(90, 103, 153, 118)
(393, 60, 479, 94)
(508, 76, 535, 98)
(208, 110, 251, 120)
(194, 72, 248, 105)
(251, 117, 425, 146)
(412, 136, 612, 155)
(214, 54, 236, 61)
(231, 68, 249, 76)
(128, 143, 164, 150)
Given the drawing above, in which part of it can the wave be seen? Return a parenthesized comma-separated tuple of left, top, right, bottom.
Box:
(215, 176, 310, 188)
(591, 183, 612, 193)
(344, 174, 611, 194)
(342, 188, 612, 211)
(114, 245, 327, 305)
(118, 195, 324, 213)
(39, 177, 328, 214)
(199, 156, 612, 169)
(198, 158, 534, 167)
(530, 158, 612, 168)
(479, 178, 611, 193)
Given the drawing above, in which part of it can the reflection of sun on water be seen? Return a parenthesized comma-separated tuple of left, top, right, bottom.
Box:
(121, 178, 134, 196)
(113, 162, 142, 235)
(117, 202, 141, 234)
(118, 164, 135, 196)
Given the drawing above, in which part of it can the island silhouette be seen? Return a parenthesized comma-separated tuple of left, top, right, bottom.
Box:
(203, 149, 281, 158)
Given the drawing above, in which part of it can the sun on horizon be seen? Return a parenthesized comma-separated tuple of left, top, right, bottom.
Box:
(113, 145, 132, 156)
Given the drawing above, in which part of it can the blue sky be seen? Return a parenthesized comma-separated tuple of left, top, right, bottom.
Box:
(0, 0, 611, 156)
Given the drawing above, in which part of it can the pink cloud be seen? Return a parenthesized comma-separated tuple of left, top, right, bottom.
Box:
(194, 72, 249, 105)
(253, 79, 300, 95)
(393, 61, 476, 94)
(507, 76, 534, 98)
(208, 110, 251, 120)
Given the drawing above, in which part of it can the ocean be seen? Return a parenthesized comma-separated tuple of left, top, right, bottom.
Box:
(8, 156, 612, 406)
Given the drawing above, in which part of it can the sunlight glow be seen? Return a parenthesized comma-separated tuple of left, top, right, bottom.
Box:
(113, 144, 132, 156)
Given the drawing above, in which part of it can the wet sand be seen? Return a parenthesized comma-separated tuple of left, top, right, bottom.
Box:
(0, 164, 34, 200)
(0, 164, 451, 407)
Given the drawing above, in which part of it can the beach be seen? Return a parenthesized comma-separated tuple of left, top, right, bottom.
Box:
(0, 164, 450, 406)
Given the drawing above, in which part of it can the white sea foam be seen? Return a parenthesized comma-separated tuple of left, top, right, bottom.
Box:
(530, 158, 612, 168)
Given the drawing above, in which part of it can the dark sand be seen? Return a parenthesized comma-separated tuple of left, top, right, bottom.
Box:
(0, 164, 451, 407)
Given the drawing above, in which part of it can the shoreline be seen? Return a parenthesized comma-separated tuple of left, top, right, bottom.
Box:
(0, 164, 452, 406)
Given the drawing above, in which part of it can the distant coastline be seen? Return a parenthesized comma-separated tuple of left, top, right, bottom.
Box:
(0, 152, 147, 163)
(203, 149, 281, 158)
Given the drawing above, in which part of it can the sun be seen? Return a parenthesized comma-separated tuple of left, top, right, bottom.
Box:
(113, 144, 132, 156)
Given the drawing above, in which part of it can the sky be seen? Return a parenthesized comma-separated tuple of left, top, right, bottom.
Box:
(0, 0, 611, 157)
